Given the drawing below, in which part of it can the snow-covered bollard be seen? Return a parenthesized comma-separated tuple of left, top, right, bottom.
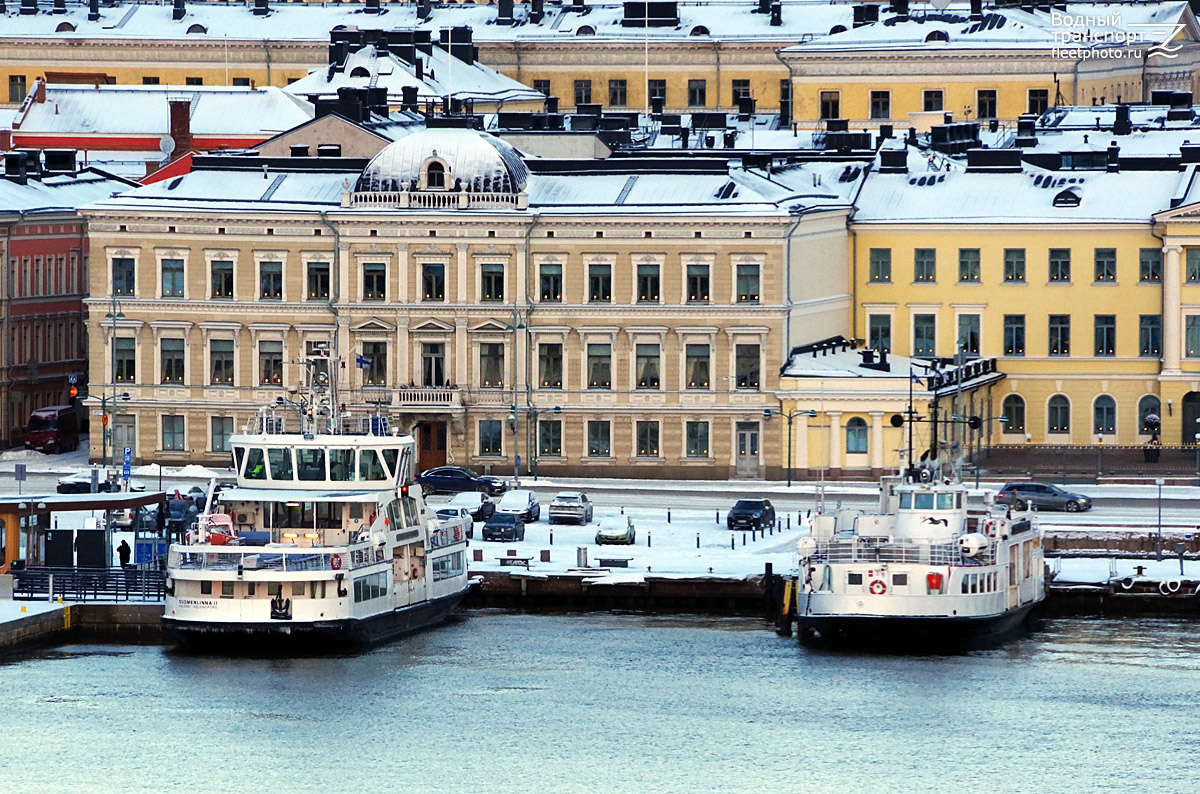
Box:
(696, 533, 700, 549)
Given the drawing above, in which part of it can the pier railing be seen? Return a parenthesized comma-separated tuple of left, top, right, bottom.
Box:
(811, 539, 987, 567)
(11, 566, 166, 602)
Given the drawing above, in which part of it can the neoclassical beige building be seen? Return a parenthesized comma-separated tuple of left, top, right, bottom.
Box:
(80, 124, 858, 478)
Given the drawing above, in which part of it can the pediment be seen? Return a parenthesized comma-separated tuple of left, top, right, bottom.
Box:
(351, 318, 396, 333)
(469, 319, 510, 334)
(410, 318, 455, 333)
(1156, 200, 1200, 221)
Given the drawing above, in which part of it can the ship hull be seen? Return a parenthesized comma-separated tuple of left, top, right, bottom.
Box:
(163, 590, 467, 653)
(797, 601, 1039, 653)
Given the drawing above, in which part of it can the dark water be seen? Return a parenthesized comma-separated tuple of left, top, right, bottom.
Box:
(3, 615, 1198, 794)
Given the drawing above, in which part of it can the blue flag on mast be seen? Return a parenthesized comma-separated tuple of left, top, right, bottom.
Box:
(355, 354, 372, 369)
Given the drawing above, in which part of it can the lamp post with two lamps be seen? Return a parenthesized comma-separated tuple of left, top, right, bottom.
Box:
(103, 296, 126, 467)
(527, 405, 563, 481)
(770, 407, 817, 487)
(503, 308, 528, 486)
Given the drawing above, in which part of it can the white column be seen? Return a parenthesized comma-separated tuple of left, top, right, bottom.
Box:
(792, 412, 811, 471)
(454, 318, 468, 387)
(396, 244, 409, 304)
(1164, 244, 1182, 374)
(827, 410, 843, 470)
(870, 411, 885, 471)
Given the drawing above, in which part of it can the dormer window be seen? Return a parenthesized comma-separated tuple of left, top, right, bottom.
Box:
(1053, 187, 1082, 207)
(426, 162, 446, 189)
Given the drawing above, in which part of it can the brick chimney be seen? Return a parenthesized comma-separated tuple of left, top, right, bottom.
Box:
(168, 99, 193, 157)
(35, 79, 46, 103)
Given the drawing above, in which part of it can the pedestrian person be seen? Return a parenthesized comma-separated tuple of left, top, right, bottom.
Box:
(117, 539, 132, 568)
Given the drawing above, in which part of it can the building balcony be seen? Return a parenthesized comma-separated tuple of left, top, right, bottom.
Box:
(349, 190, 528, 210)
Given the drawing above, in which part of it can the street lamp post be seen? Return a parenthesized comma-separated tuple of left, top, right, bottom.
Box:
(782, 409, 817, 487)
(528, 405, 563, 481)
(504, 308, 527, 485)
(1155, 476, 1164, 562)
(103, 296, 125, 466)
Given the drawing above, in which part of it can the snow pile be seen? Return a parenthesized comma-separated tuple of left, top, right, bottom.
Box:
(0, 449, 50, 462)
(132, 464, 162, 476)
(176, 464, 226, 478)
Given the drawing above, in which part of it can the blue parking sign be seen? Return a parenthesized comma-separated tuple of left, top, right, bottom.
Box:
(122, 446, 132, 480)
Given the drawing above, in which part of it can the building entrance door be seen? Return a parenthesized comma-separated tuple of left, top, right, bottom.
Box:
(736, 422, 760, 477)
(111, 415, 136, 466)
(419, 421, 447, 469)
(1183, 392, 1200, 445)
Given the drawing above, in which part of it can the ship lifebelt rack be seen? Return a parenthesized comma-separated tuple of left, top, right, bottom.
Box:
(868, 579, 887, 595)
(982, 519, 998, 537)
(331, 554, 342, 570)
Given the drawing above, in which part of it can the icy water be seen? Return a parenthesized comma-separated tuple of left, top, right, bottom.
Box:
(3, 615, 1197, 794)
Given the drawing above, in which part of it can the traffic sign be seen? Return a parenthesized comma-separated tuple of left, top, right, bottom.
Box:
(68, 374, 77, 384)
(14, 463, 26, 482)
(122, 446, 132, 480)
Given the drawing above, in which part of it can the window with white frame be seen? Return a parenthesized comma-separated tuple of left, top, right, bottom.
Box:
(161, 258, 185, 298)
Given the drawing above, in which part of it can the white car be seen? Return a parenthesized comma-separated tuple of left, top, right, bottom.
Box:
(595, 516, 636, 545)
(446, 490, 495, 521)
(56, 469, 147, 494)
(496, 489, 541, 522)
(435, 506, 474, 539)
(549, 491, 593, 525)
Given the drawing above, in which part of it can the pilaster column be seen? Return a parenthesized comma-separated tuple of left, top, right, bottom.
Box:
(869, 411, 885, 471)
(827, 410, 843, 470)
(456, 243, 469, 303)
(1164, 244, 1182, 374)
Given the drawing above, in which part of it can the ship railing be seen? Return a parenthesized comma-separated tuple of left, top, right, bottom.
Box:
(170, 546, 381, 572)
(810, 539, 989, 567)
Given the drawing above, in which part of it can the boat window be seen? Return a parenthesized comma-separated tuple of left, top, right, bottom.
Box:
(245, 448, 267, 480)
(221, 581, 234, 597)
(892, 573, 908, 586)
(268, 448, 294, 480)
(200, 580, 212, 595)
(936, 492, 955, 510)
(233, 446, 246, 474)
(296, 447, 327, 481)
(381, 447, 399, 476)
(268, 582, 281, 596)
(402, 494, 420, 526)
(359, 449, 387, 481)
(961, 575, 969, 594)
(330, 448, 355, 481)
(847, 572, 863, 585)
(914, 493, 935, 510)
(899, 492, 912, 509)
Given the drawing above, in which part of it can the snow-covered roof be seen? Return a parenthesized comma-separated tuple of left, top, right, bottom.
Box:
(2, 0, 853, 43)
(1023, 128, 1200, 157)
(781, 338, 1004, 397)
(0, 170, 134, 217)
(1042, 103, 1199, 130)
(358, 126, 530, 192)
(783, 2, 1195, 53)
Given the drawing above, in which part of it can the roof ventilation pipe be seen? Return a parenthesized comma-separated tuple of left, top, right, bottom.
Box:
(172, 0, 185, 20)
(88, 0, 100, 21)
(531, 0, 544, 23)
(253, 0, 269, 16)
(497, 0, 514, 25)
(770, 1, 781, 25)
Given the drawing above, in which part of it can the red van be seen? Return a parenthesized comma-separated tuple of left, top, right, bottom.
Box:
(25, 405, 80, 454)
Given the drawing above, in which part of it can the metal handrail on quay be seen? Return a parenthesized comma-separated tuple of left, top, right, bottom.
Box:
(11, 566, 166, 602)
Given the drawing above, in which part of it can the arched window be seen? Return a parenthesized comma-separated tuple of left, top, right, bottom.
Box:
(350, 66, 371, 78)
(925, 30, 950, 42)
(689, 25, 710, 36)
(1001, 395, 1025, 433)
(829, 25, 848, 34)
(426, 161, 445, 189)
(1048, 394, 1070, 434)
(846, 417, 868, 454)
(1093, 395, 1116, 435)
(1138, 395, 1161, 436)
(186, 24, 207, 34)
(55, 22, 76, 32)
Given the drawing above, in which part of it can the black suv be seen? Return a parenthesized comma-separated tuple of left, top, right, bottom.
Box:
(726, 498, 776, 530)
(482, 512, 525, 542)
(996, 482, 1092, 512)
(415, 466, 508, 496)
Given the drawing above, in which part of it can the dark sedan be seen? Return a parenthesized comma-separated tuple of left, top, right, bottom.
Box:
(996, 482, 1092, 512)
(415, 466, 508, 496)
(481, 512, 525, 542)
(726, 498, 776, 530)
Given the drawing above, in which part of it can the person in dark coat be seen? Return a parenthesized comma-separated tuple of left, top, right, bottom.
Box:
(117, 539, 132, 568)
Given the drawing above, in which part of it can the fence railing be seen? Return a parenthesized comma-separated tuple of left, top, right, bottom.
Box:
(972, 444, 1200, 477)
(810, 539, 987, 567)
(169, 546, 383, 573)
(12, 566, 166, 602)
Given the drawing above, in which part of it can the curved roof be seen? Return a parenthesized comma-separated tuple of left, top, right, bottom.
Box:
(356, 126, 528, 194)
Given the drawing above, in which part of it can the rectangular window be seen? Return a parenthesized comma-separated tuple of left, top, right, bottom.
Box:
(539, 263, 562, 302)
(685, 344, 710, 389)
(819, 91, 840, 120)
(1049, 248, 1071, 282)
(1187, 316, 1200, 358)
(481, 263, 504, 302)
(1187, 250, 1200, 282)
(687, 79, 707, 108)
(362, 262, 385, 301)
(115, 338, 135, 382)
(211, 417, 233, 453)
(1049, 315, 1071, 356)
(636, 421, 660, 457)
(685, 422, 709, 458)
(363, 341, 387, 386)
(735, 344, 760, 390)
(913, 314, 936, 358)
(479, 343, 504, 388)
(162, 416, 186, 452)
(868, 315, 891, 353)
(259, 261, 282, 299)
(210, 339, 234, 385)
(647, 79, 666, 102)
(1094, 315, 1116, 357)
(637, 263, 660, 303)
(259, 340, 284, 385)
(142, 76, 160, 85)
(1028, 88, 1049, 115)
(306, 261, 330, 299)
(977, 89, 997, 119)
(914, 249, 936, 283)
(1139, 248, 1162, 283)
(609, 79, 627, 107)
(533, 79, 551, 97)
(1139, 315, 1162, 357)
(160, 338, 185, 384)
(161, 258, 185, 297)
(736, 264, 760, 303)
(958, 314, 980, 356)
(210, 260, 233, 299)
(587, 420, 611, 458)
(479, 420, 503, 456)
(1003, 249, 1025, 282)
(539, 343, 563, 389)
(1094, 248, 1117, 282)
(232, 77, 251, 87)
(587, 343, 611, 389)
(9, 75, 27, 103)
(635, 344, 660, 390)
(958, 249, 981, 282)
(868, 248, 891, 283)
(731, 80, 751, 101)
(574, 79, 592, 105)
(1003, 315, 1025, 356)
(185, 77, 203, 86)
(422, 263, 445, 301)
(923, 89, 944, 112)
(687, 264, 710, 302)
(422, 343, 445, 387)
(113, 257, 135, 296)
(869, 90, 890, 120)
(588, 264, 611, 302)
(538, 420, 562, 457)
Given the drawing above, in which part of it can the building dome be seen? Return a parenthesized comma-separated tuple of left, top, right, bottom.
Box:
(356, 126, 529, 194)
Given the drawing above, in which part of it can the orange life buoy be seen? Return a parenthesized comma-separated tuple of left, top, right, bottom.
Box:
(927, 572, 943, 592)
(331, 554, 342, 570)
(869, 579, 887, 595)
(982, 519, 996, 537)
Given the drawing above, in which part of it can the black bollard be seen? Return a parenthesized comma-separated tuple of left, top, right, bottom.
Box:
(787, 515, 791, 530)
(742, 532, 747, 546)
(667, 509, 671, 523)
(731, 534, 735, 550)
(696, 533, 701, 549)
(549, 528, 553, 546)
(716, 509, 719, 524)
(647, 530, 652, 548)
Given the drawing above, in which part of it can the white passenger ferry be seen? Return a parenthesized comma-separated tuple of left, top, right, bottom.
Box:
(163, 351, 469, 650)
(794, 470, 1045, 652)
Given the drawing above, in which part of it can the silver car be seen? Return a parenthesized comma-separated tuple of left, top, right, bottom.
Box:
(549, 491, 593, 525)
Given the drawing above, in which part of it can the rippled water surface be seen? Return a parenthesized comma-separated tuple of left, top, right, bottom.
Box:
(4, 615, 1198, 794)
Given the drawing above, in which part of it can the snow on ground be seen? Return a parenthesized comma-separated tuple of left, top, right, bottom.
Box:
(0, 449, 52, 462)
(1053, 557, 1200, 585)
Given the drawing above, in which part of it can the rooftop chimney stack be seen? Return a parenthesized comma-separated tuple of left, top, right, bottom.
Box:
(401, 86, 419, 112)
(757, 0, 770, 12)
(253, 0, 268, 16)
(3, 152, 29, 185)
(1113, 103, 1132, 136)
(531, 0, 544, 22)
(770, 1, 782, 25)
(497, 0, 514, 25)
(88, 0, 100, 21)
(172, 0, 184, 20)
(417, 0, 432, 21)
(969, 0, 983, 20)
(890, 0, 909, 18)
(20, 0, 36, 15)
(52, 0, 66, 14)
(168, 99, 194, 158)
(365, 0, 380, 13)
(1107, 141, 1120, 172)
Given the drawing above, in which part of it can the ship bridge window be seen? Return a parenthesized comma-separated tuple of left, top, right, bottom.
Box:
(234, 446, 246, 474)
(268, 448, 295, 480)
(899, 492, 911, 509)
(381, 447, 400, 476)
(330, 448, 355, 481)
(245, 448, 267, 480)
(914, 493, 935, 510)
(359, 449, 387, 481)
(296, 447, 327, 481)
(937, 492, 955, 510)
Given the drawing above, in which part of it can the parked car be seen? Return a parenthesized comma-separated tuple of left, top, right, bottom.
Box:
(496, 489, 540, 522)
(110, 505, 158, 531)
(595, 516, 636, 545)
(436, 506, 475, 539)
(996, 482, 1092, 512)
(548, 491, 593, 525)
(416, 466, 508, 496)
(57, 469, 147, 494)
(446, 490, 496, 522)
(25, 404, 80, 454)
(482, 512, 525, 542)
(726, 498, 776, 530)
